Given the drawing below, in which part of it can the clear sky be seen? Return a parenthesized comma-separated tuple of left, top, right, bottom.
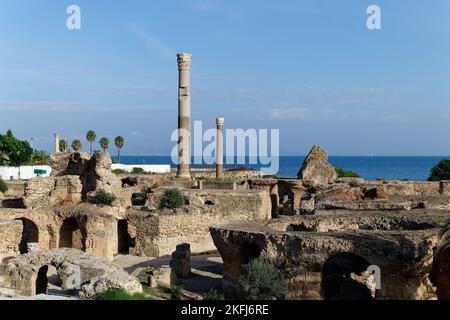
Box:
(0, 0, 449, 156)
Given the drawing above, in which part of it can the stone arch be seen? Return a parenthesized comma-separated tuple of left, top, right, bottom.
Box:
(59, 217, 86, 251)
(16, 218, 39, 254)
(117, 219, 134, 254)
(321, 252, 372, 300)
(35, 265, 49, 295)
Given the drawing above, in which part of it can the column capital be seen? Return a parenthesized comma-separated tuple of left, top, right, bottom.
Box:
(216, 117, 225, 128)
(177, 53, 192, 70)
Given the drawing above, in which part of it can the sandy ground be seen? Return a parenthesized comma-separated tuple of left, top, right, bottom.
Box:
(114, 253, 224, 295)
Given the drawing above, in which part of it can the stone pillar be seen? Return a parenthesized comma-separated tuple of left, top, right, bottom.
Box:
(216, 117, 225, 180)
(54, 133, 60, 153)
(170, 243, 191, 279)
(176, 53, 192, 179)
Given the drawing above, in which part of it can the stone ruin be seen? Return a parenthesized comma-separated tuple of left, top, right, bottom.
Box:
(0, 149, 272, 298)
(209, 145, 450, 300)
(1, 143, 450, 300)
(0, 248, 142, 298)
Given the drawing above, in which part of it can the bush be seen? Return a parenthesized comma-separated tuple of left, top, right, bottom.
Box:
(335, 167, 360, 178)
(169, 284, 183, 300)
(239, 257, 286, 300)
(95, 288, 153, 300)
(0, 179, 8, 193)
(132, 167, 145, 174)
(90, 190, 117, 206)
(112, 169, 125, 174)
(203, 289, 225, 300)
(349, 181, 360, 188)
(159, 189, 185, 209)
(428, 159, 450, 181)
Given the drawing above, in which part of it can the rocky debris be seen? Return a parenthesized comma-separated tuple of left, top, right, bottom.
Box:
(150, 266, 176, 287)
(170, 243, 191, 279)
(0, 248, 142, 298)
(81, 270, 143, 298)
(298, 145, 337, 187)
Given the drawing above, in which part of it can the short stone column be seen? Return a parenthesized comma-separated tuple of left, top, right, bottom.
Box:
(170, 243, 191, 279)
(54, 133, 60, 154)
(176, 53, 192, 179)
(216, 117, 225, 180)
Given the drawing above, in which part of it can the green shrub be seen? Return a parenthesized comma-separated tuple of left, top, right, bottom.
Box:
(203, 289, 225, 300)
(428, 159, 450, 181)
(112, 169, 125, 174)
(376, 178, 385, 181)
(90, 190, 117, 206)
(159, 189, 185, 209)
(95, 288, 153, 300)
(239, 257, 286, 300)
(0, 179, 8, 193)
(349, 181, 360, 188)
(132, 167, 145, 174)
(335, 167, 360, 178)
(169, 284, 183, 300)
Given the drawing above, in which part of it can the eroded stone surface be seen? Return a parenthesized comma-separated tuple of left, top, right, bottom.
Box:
(210, 212, 450, 300)
(298, 145, 337, 187)
(0, 248, 142, 298)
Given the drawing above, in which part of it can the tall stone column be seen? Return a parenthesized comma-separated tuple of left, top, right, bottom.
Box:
(216, 117, 225, 180)
(54, 133, 60, 153)
(176, 53, 192, 179)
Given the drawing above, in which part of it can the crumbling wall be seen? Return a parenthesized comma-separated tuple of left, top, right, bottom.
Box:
(127, 189, 272, 257)
(0, 220, 22, 263)
(0, 206, 117, 260)
(23, 176, 82, 209)
(210, 217, 443, 300)
(0, 248, 142, 297)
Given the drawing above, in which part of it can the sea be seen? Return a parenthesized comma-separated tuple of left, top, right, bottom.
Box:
(116, 156, 450, 181)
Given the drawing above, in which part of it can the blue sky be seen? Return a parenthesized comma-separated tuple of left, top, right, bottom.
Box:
(0, 0, 449, 156)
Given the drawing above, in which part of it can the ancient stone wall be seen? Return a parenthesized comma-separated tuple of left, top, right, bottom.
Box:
(0, 220, 22, 263)
(0, 206, 117, 260)
(127, 189, 272, 257)
(23, 176, 83, 209)
(210, 215, 447, 300)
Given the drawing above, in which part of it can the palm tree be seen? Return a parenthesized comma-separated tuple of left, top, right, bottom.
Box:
(71, 139, 82, 152)
(99, 137, 109, 152)
(86, 130, 97, 156)
(59, 139, 67, 152)
(32, 150, 50, 165)
(114, 136, 125, 163)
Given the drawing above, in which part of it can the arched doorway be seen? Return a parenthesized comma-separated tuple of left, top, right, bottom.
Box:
(35, 265, 49, 295)
(435, 246, 450, 300)
(322, 252, 372, 300)
(59, 217, 86, 251)
(17, 218, 39, 254)
(117, 220, 133, 254)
